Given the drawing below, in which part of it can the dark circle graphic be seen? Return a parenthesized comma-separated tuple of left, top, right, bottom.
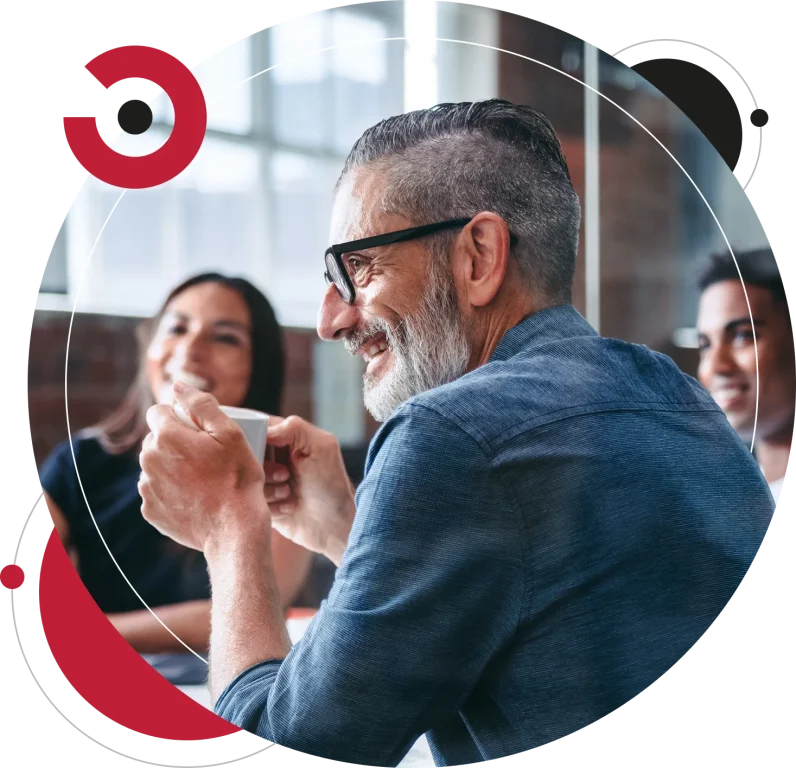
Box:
(751, 109, 769, 127)
(112, 96, 152, 136)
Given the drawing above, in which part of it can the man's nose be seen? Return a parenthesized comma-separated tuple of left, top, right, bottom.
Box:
(317, 283, 360, 341)
(705, 342, 738, 379)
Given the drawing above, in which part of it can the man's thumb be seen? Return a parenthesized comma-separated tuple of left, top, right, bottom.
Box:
(173, 381, 229, 439)
(267, 416, 307, 453)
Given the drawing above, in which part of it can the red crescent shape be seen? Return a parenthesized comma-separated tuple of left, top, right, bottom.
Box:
(40, 531, 237, 740)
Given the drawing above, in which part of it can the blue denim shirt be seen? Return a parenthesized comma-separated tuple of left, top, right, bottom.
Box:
(215, 305, 774, 766)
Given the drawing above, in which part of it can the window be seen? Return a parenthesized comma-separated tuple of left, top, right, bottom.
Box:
(41, 2, 403, 328)
(330, 11, 394, 154)
(269, 8, 398, 154)
(265, 5, 403, 326)
(40, 221, 68, 294)
(269, 151, 343, 327)
(270, 13, 328, 150)
(151, 41, 253, 134)
(34, 2, 514, 448)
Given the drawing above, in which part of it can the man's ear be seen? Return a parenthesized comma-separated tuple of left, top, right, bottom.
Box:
(454, 212, 512, 308)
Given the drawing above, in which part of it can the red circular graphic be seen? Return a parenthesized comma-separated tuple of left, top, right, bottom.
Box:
(63, 46, 207, 189)
(39, 533, 235, 739)
(1, 564, 25, 589)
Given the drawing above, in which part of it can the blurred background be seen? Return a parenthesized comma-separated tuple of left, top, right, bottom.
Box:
(30, 0, 770, 469)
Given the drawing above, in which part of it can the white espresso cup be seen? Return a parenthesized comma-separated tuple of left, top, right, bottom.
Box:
(219, 406, 269, 463)
(173, 403, 269, 463)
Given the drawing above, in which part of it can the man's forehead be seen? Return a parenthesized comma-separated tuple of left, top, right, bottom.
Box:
(329, 168, 389, 243)
(698, 281, 774, 329)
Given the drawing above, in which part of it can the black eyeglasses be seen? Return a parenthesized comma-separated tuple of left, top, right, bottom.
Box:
(324, 218, 473, 305)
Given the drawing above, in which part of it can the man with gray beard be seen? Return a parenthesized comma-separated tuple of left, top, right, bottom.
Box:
(138, 100, 774, 766)
(345, 244, 470, 422)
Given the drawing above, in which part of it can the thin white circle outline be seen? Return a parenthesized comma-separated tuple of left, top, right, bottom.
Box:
(62, 32, 761, 663)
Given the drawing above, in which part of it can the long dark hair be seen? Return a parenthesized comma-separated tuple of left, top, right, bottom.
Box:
(91, 272, 285, 455)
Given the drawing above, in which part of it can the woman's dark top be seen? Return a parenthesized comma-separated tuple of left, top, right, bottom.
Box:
(39, 433, 210, 614)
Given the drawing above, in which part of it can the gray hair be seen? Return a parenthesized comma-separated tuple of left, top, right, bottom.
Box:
(340, 99, 582, 304)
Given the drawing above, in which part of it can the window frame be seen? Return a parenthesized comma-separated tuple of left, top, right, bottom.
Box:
(37, 2, 403, 328)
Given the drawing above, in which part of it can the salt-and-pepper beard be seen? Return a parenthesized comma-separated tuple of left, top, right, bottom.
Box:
(344, 256, 472, 422)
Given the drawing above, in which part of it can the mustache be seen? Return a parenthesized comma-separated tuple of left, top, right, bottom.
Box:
(343, 316, 408, 355)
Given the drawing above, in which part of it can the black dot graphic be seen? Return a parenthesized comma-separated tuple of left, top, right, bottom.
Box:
(750, 109, 769, 127)
(113, 96, 152, 136)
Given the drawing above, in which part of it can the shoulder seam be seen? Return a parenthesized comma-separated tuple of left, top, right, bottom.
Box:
(400, 398, 722, 456)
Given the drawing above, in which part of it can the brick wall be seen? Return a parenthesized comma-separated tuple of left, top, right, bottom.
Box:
(29, 311, 136, 466)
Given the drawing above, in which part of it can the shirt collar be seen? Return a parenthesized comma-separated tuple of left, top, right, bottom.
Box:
(489, 304, 598, 363)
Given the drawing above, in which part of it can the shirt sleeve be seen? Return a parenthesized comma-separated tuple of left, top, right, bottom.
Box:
(214, 403, 525, 766)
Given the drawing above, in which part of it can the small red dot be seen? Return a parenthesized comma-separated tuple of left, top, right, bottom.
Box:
(1, 564, 24, 589)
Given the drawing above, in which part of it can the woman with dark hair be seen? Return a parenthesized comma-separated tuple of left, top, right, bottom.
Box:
(40, 273, 312, 654)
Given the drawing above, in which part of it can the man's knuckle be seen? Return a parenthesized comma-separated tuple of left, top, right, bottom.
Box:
(193, 392, 216, 410)
(223, 422, 245, 444)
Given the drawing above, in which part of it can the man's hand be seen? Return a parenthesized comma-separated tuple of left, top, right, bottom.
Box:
(139, 382, 270, 552)
(263, 416, 356, 566)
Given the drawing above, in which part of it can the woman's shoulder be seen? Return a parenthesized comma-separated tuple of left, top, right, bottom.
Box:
(40, 431, 139, 515)
(41, 431, 137, 482)
(44, 431, 107, 466)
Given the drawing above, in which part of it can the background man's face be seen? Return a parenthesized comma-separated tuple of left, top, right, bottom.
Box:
(697, 280, 795, 442)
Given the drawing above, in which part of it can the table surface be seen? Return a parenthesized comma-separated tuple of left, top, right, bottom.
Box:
(176, 616, 435, 767)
